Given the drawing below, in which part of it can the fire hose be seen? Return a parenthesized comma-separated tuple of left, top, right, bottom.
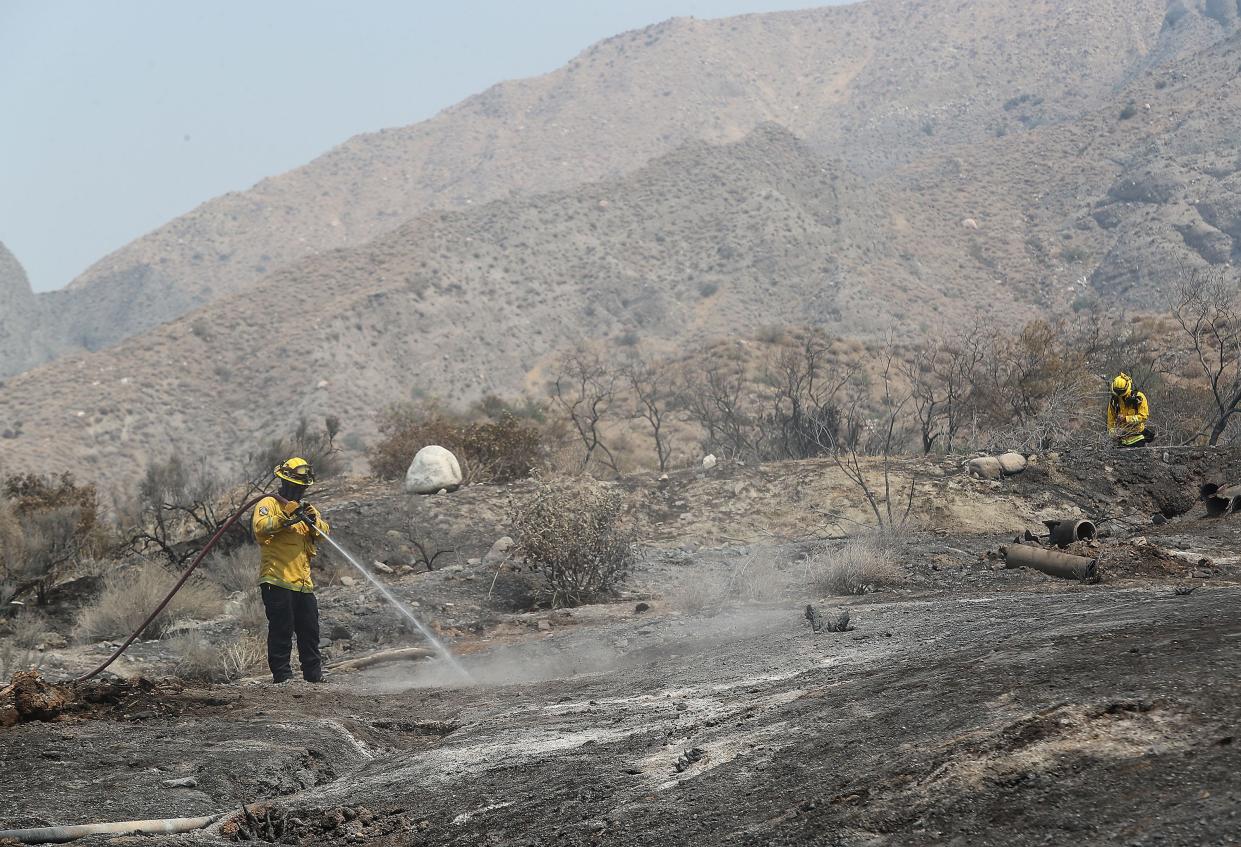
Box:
(77, 494, 269, 682)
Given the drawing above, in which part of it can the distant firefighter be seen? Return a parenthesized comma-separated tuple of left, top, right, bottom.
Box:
(1107, 373, 1154, 448)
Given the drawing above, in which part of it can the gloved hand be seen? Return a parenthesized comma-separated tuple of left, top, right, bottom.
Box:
(297, 503, 320, 529)
(282, 503, 318, 530)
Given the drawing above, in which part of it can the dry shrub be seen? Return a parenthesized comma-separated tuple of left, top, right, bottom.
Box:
(75, 563, 225, 642)
(8, 608, 47, 649)
(0, 642, 41, 679)
(512, 480, 635, 607)
(248, 417, 344, 483)
(667, 548, 789, 614)
(203, 548, 256, 594)
(231, 591, 267, 633)
(171, 631, 265, 682)
(1, 473, 107, 606)
(370, 404, 544, 483)
(808, 533, 905, 596)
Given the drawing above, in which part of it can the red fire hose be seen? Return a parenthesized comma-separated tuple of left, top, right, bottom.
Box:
(78, 495, 268, 681)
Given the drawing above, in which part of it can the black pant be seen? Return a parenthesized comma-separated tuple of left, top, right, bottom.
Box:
(261, 584, 322, 682)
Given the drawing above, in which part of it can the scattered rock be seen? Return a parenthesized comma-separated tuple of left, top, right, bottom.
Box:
(961, 217, 979, 229)
(161, 777, 199, 789)
(702, 454, 717, 470)
(634, 602, 650, 614)
(404, 446, 463, 495)
(466, 558, 482, 566)
(339, 576, 359, 588)
(328, 624, 352, 640)
(675, 747, 708, 773)
(805, 605, 851, 633)
(537, 620, 553, 632)
(371, 561, 394, 575)
(37, 632, 67, 650)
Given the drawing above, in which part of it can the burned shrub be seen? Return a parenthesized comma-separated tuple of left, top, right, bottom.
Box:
(1, 473, 104, 606)
(369, 403, 544, 484)
(512, 481, 635, 607)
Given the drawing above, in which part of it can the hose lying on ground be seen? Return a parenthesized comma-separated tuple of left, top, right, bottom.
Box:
(0, 814, 218, 844)
(78, 495, 267, 682)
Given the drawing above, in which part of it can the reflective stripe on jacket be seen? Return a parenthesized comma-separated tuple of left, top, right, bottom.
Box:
(252, 496, 328, 593)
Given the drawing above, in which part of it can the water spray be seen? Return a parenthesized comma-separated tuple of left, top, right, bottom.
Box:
(300, 518, 471, 682)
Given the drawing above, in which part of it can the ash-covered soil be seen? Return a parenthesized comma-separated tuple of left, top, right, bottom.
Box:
(3, 449, 1241, 845)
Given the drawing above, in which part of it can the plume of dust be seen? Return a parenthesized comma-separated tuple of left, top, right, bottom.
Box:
(358, 545, 812, 693)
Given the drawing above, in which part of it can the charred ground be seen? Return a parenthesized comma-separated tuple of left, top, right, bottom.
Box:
(2, 447, 1240, 846)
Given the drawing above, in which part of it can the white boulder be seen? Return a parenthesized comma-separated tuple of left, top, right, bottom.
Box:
(404, 445, 463, 494)
(702, 454, 718, 470)
(483, 536, 514, 566)
(997, 452, 1028, 475)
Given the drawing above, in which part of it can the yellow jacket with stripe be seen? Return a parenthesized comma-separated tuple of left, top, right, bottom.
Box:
(1108, 391, 1149, 443)
(252, 496, 328, 593)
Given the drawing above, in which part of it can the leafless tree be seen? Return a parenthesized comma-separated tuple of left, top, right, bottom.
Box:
(763, 333, 854, 459)
(901, 330, 986, 454)
(622, 351, 679, 472)
(1171, 266, 1241, 445)
(680, 357, 756, 460)
(551, 346, 620, 474)
(128, 456, 267, 569)
(819, 348, 917, 529)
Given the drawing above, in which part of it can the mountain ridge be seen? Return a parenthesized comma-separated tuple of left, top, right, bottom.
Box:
(1, 0, 1185, 377)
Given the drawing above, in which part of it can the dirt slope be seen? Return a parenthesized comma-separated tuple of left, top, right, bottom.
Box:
(4, 0, 1189, 376)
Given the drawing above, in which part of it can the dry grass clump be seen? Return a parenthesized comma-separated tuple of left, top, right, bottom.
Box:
(75, 563, 225, 642)
(808, 533, 906, 596)
(203, 548, 256, 594)
(170, 631, 265, 682)
(667, 547, 790, 614)
(511, 480, 635, 607)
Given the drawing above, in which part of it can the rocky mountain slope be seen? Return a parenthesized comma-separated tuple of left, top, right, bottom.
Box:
(6, 1, 1241, 485)
(0, 243, 39, 379)
(2, 0, 1192, 377)
(0, 126, 965, 490)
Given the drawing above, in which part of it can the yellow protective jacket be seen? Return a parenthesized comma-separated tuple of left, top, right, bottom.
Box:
(1108, 391, 1149, 443)
(252, 496, 328, 593)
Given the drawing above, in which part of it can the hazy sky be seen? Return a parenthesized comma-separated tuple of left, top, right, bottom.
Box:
(0, 0, 847, 292)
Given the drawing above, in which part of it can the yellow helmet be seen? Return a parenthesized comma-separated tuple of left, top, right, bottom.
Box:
(274, 456, 315, 486)
(1111, 373, 1132, 398)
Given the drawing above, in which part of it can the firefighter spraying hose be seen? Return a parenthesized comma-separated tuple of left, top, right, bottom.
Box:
(80, 457, 468, 683)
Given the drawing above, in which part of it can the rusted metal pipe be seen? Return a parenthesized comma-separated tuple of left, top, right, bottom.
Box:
(1201, 482, 1241, 518)
(0, 814, 218, 844)
(1042, 519, 1096, 548)
(1002, 543, 1098, 582)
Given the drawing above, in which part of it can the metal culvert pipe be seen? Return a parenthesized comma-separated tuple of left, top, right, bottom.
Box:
(1202, 483, 1241, 518)
(1044, 519, 1096, 548)
(1002, 544, 1098, 582)
(0, 814, 217, 844)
